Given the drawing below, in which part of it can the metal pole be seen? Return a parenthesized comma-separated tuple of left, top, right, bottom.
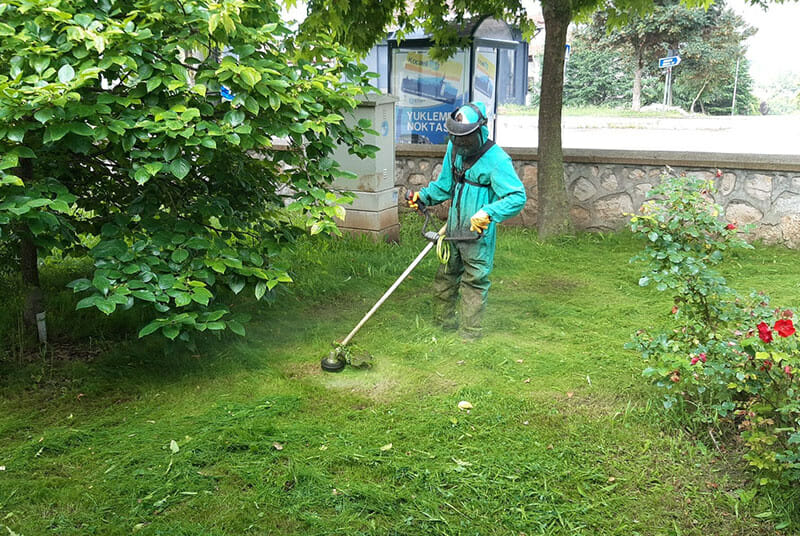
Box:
(667, 67, 673, 107)
(339, 224, 447, 347)
(663, 68, 669, 106)
(731, 57, 740, 116)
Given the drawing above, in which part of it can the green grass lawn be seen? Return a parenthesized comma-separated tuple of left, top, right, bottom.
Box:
(2, 217, 800, 535)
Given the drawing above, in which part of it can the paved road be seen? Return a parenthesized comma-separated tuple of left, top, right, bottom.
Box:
(495, 115, 800, 155)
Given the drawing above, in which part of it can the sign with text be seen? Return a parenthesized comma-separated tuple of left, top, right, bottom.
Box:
(393, 49, 468, 144)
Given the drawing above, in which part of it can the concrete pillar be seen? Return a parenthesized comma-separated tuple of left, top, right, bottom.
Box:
(331, 94, 400, 242)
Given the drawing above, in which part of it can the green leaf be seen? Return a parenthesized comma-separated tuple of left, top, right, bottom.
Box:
(44, 124, 70, 143)
(132, 290, 156, 302)
(76, 295, 100, 310)
(163, 143, 180, 161)
(174, 292, 192, 307)
(171, 249, 189, 263)
(34, 109, 55, 124)
(228, 278, 245, 294)
(228, 109, 245, 127)
(96, 299, 117, 315)
(228, 320, 246, 336)
(7, 128, 25, 143)
(170, 159, 191, 180)
(67, 278, 92, 292)
(191, 287, 213, 305)
(162, 325, 180, 340)
(138, 320, 162, 338)
(255, 281, 266, 300)
(58, 64, 75, 84)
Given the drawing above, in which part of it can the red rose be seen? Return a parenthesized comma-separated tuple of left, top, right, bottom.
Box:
(671, 306, 679, 315)
(773, 319, 795, 338)
(699, 353, 707, 363)
(690, 356, 700, 365)
(785, 365, 793, 376)
(757, 322, 773, 343)
(726, 223, 737, 230)
(716, 169, 723, 178)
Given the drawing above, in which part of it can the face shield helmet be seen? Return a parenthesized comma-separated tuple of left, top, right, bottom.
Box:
(445, 103, 487, 159)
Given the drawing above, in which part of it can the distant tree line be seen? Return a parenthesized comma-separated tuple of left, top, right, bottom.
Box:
(531, 0, 759, 115)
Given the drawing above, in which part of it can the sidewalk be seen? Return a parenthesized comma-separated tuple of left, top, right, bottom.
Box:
(495, 114, 800, 155)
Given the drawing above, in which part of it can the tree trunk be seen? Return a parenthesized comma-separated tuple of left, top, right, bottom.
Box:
(18, 159, 45, 340)
(690, 79, 709, 114)
(537, 0, 574, 239)
(632, 47, 644, 111)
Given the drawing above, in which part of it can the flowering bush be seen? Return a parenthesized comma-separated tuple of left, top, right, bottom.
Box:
(628, 173, 800, 484)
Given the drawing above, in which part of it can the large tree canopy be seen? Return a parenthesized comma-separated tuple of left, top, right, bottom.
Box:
(0, 0, 376, 341)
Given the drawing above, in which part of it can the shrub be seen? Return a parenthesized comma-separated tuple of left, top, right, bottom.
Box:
(628, 173, 800, 484)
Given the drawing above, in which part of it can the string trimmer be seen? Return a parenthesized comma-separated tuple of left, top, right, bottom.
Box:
(320, 196, 479, 372)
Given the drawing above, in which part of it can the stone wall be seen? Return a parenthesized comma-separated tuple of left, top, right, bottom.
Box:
(396, 145, 800, 246)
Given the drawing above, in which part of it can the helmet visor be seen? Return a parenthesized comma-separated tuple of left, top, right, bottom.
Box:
(445, 109, 483, 137)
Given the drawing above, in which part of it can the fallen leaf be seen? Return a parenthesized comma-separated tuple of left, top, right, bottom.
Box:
(523, 378, 531, 384)
(456, 360, 465, 365)
(566, 392, 574, 398)
(0, 466, 5, 471)
(608, 477, 616, 482)
(169, 440, 179, 454)
(516, 359, 524, 363)
(522, 421, 529, 426)
(273, 442, 283, 451)
(546, 444, 554, 450)
(380, 443, 393, 451)
(457, 401, 473, 410)
(319, 445, 328, 451)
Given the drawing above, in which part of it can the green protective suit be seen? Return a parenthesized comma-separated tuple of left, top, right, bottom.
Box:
(417, 102, 527, 337)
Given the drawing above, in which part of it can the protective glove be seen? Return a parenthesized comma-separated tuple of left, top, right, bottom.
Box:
(406, 191, 421, 210)
(470, 209, 491, 234)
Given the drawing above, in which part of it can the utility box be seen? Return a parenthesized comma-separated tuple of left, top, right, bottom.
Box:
(331, 94, 399, 242)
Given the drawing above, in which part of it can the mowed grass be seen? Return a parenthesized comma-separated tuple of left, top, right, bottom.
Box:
(2, 216, 800, 535)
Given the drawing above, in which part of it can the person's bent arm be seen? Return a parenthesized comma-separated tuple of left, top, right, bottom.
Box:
(418, 143, 456, 207)
(482, 152, 526, 222)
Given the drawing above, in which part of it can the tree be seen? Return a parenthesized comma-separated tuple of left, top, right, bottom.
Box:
(567, 7, 757, 115)
(590, 1, 715, 111)
(563, 32, 633, 107)
(0, 0, 376, 343)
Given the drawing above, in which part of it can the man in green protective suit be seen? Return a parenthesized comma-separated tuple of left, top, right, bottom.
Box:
(407, 101, 527, 339)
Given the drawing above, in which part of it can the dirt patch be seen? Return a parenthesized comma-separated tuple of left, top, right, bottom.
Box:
(5, 338, 109, 363)
(535, 277, 582, 294)
(281, 360, 323, 379)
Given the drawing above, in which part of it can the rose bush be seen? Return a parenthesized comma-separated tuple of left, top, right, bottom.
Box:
(628, 173, 800, 484)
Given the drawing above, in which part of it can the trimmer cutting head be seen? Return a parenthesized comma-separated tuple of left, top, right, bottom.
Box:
(321, 346, 347, 372)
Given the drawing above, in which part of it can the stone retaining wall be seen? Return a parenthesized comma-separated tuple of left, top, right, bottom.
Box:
(396, 145, 800, 246)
